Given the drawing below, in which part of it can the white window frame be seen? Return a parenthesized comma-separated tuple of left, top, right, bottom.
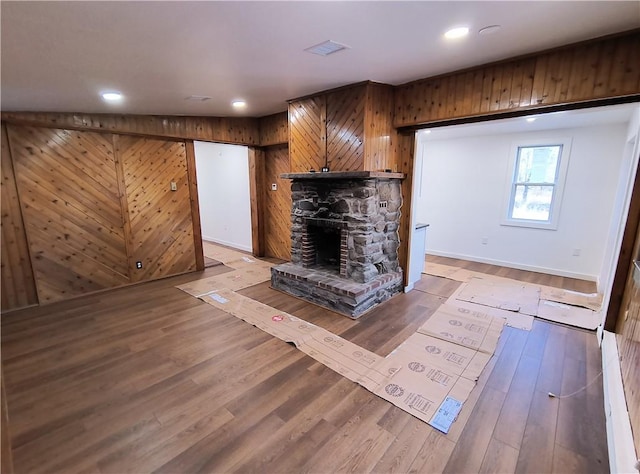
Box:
(501, 137, 572, 230)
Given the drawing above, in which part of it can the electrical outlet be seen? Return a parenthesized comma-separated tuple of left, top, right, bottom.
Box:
(271, 183, 277, 191)
(136, 261, 143, 269)
(572, 248, 581, 257)
(481, 237, 489, 245)
(170, 181, 177, 191)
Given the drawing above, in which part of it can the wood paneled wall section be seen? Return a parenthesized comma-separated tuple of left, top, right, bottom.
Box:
(1, 124, 199, 307)
(248, 148, 266, 257)
(394, 31, 640, 127)
(263, 145, 292, 261)
(396, 132, 416, 286)
(289, 96, 326, 173)
(364, 83, 397, 172)
(1, 124, 37, 311)
(258, 112, 288, 146)
(1, 112, 260, 146)
(325, 86, 366, 172)
(7, 126, 131, 304)
(116, 135, 196, 282)
(1, 369, 13, 474)
(615, 218, 640, 456)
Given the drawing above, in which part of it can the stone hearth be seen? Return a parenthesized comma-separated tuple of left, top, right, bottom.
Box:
(271, 171, 404, 318)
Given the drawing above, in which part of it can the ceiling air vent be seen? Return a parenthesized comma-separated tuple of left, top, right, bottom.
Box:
(185, 95, 211, 102)
(304, 40, 349, 56)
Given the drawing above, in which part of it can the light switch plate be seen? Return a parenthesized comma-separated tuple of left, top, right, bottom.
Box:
(170, 181, 177, 191)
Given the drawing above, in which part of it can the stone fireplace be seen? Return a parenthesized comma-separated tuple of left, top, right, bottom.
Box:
(271, 171, 404, 318)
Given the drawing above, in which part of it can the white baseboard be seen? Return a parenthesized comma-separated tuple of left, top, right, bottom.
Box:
(426, 250, 597, 282)
(601, 331, 639, 474)
(202, 236, 252, 253)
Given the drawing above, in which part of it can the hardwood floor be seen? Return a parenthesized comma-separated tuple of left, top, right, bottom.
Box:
(0, 258, 608, 473)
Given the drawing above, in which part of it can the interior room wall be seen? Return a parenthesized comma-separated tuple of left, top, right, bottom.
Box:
(415, 122, 628, 281)
(599, 109, 640, 307)
(194, 141, 253, 252)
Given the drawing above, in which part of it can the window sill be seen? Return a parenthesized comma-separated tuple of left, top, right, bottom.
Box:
(500, 219, 558, 230)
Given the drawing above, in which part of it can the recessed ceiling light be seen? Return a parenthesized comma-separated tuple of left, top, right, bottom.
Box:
(526, 117, 537, 122)
(305, 40, 350, 56)
(101, 91, 123, 102)
(444, 27, 469, 39)
(232, 100, 247, 108)
(478, 25, 502, 35)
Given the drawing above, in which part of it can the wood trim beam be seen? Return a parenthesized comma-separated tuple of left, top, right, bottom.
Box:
(185, 140, 205, 271)
(248, 147, 266, 257)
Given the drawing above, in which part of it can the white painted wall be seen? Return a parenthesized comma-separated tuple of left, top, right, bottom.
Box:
(194, 141, 253, 252)
(415, 123, 628, 281)
(599, 108, 640, 310)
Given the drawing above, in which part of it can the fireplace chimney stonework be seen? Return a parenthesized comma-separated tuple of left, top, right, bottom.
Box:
(271, 171, 404, 318)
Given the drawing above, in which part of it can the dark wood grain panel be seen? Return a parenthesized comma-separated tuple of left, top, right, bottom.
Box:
(117, 135, 196, 282)
(394, 30, 640, 127)
(615, 214, 640, 457)
(248, 147, 265, 257)
(259, 112, 288, 146)
(1, 113, 260, 146)
(326, 86, 365, 172)
(184, 141, 204, 271)
(7, 125, 130, 304)
(364, 83, 397, 171)
(1, 124, 38, 311)
(289, 97, 326, 173)
(263, 145, 291, 260)
(396, 132, 415, 285)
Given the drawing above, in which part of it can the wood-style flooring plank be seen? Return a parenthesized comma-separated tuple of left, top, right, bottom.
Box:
(1, 254, 609, 473)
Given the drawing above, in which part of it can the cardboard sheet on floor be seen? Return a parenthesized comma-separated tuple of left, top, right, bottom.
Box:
(455, 276, 540, 316)
(224, 257, 272, 271)
(202, 245, 252, 264)
(536, 299, 601, 330)
(444, 299, 534, 331)
(177, 266, 272, 297)
(539, 286, 602, 312)
(197, 287, 503, 433)
(201, 290, 385, 387)
(417, 304, 505, 354)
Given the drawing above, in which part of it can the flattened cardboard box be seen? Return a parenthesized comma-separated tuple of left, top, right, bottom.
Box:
(189, 264, 504, 434)
(456, 276, 540, 316)
(444, 299, 534, 331)
(392, 332, 492, 382)
(177, 266, 272, 297)
(536, 299, 601, 330)
(418, 304, 505, 354)
(371, 357, 476, 431)
(539, 286, 602, 312)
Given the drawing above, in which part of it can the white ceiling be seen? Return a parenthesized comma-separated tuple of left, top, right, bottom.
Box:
(419, 103, 640, 141)
(1, 1, 639, 118)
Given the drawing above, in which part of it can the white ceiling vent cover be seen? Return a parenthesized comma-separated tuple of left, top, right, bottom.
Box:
(304, 40, 350, 56)
(185, 95, 211, 102)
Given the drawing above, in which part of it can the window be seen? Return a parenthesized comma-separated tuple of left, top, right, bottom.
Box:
(502, 139, 571, 230)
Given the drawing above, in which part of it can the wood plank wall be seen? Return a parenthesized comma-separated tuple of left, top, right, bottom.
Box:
(7, 126, 131, 304)
(288, 96, 326, 173)
(364, 83, 397, 172)
(1, 112, 260, 146)
(1, 125, 199, 308)
(263, 144, 292, 261)
(258, 112, 288, 146)
(616, 264, 640, 458)
(326, 86, 365, 172)
(394, 31, 640, 128)
(0, 124, 38, 311)
(116, 135, 196, 282)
